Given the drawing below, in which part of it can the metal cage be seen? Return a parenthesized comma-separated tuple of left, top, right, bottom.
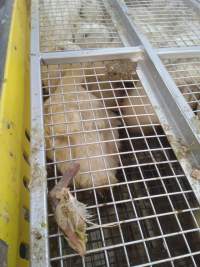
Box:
(30, 1, 200, 267)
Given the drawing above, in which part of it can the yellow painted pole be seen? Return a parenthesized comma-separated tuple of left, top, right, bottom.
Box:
(0, 0, 30, 266)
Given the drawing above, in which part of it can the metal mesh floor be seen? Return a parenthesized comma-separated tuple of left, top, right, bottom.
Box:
(39, 0, 123, 52)
(123, 0, 200, 48)
(164, 57, 200, 118)
(41, 60, 200, 267)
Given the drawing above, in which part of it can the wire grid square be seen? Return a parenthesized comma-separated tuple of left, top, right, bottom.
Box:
(123, 0, 200, 48)
(164, 57, 200, 118)
(39, 0, 123, 52)
(41, 60, 200, 267)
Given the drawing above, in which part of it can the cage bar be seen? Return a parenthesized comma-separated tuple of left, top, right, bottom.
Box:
(123, 0, 200, 48)
(164, 57, 200, 119)
(42, 60, 200, 267)
(39, 0, 123, 52)
(31, 0, 200, 266)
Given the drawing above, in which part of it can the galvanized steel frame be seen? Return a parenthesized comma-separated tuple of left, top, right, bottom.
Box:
(30, 0, 49, 266)
(30, 0, 200, 266)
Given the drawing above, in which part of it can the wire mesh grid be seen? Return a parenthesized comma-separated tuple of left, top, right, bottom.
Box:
(164, 57, 200, 118)
(39, 0, 123, 52)
(123, 0, 200, 48)
(41, 60, 200, 267)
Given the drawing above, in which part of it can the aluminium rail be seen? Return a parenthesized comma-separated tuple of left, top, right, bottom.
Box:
(31, 0, 200, 266)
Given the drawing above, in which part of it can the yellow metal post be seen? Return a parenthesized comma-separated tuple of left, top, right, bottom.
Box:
(0, 0, 30, 266)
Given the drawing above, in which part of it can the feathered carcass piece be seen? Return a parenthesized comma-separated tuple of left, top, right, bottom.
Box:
(49, 163, 91, 256)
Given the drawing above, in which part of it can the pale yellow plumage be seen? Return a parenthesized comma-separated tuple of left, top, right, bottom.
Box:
(45, 76, 120, 189)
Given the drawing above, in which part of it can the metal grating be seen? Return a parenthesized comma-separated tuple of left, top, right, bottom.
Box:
(42, 60, 200, 267)
(123, 0, 200, 48)
(164, 57, 200, 118)
(39, 0, 123, 52)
